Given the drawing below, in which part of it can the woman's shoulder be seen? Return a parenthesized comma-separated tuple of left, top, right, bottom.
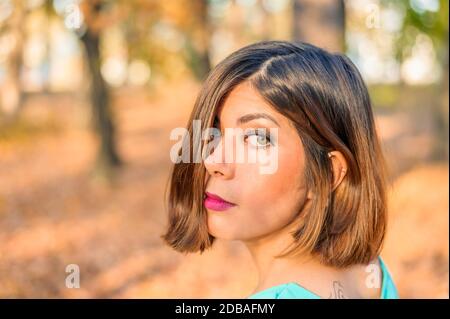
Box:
(247, 256, 399, 299)
(378, 256, 400, 299)
(247, 282, 321, 299)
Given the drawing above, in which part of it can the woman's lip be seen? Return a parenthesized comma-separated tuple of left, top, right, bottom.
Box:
(205, 192, 235, 204)
(204, 192, 236, 211)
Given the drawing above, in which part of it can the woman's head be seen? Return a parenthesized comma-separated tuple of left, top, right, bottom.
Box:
(162, 41, 388, 268)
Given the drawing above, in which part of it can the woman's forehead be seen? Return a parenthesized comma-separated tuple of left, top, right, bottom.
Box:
(217, 82, 283, 125)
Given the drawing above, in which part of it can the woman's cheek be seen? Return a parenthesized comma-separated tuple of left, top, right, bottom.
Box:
(248, 151, 305, 221)
(238, 172, 288, 222)
(256, 157, 298, 202)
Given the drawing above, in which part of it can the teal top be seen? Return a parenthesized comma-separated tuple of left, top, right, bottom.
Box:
(247, 257, 399, 299)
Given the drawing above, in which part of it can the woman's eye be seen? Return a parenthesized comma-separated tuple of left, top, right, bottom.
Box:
(205, 125, 221, 143)
(244, 130, 272, 148)
(207, 132, 221, 143)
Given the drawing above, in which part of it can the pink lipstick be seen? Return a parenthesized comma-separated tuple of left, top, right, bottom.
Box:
(204, 191, 236, 211)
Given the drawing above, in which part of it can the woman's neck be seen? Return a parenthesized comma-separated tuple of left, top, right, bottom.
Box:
(243, 217, 313, 292)
(243, 222, 381, 298)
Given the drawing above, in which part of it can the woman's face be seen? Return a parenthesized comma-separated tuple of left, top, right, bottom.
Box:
(203, 81, 311, 242)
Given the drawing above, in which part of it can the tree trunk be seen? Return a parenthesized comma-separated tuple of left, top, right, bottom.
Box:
(432, 38, 449, 161)
(0, 0, 25, 120)
(80, 28, 121, 176)
(186, 0, 211, 81)
(292, 0, 345, 53)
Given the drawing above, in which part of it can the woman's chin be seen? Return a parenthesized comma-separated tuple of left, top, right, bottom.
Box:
(207, 229, 237, 240)
(207, 224, 241, 240)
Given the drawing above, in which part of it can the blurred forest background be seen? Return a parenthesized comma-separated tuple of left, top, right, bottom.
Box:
(0, 0, 448, 298)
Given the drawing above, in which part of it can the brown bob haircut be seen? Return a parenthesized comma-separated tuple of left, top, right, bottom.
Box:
(162, 40, 389, 268)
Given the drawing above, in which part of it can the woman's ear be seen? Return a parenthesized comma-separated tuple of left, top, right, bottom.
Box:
(327, 151, 348, 191)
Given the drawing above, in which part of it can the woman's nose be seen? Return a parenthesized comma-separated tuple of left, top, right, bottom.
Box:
(203, 136, 234, 179)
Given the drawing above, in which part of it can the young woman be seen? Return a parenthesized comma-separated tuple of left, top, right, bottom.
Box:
(162, 41, 399, 299)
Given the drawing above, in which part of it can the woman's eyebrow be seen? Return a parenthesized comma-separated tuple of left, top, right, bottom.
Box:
(236, 113, 280, 127)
